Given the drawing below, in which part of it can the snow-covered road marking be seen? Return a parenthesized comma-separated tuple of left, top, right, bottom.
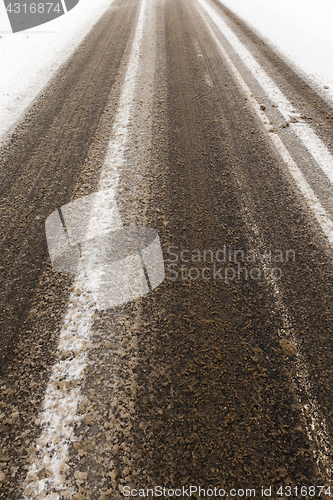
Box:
(228, 164, 333, 481)
(197, 0, 333, 246)
(23, 0, 148, 497)
(193, 39, 213, 86)
(193, 38, 203, 57)
(200, 2, 333, 479)
(198, 0, 333, 185)
(205, 72, 213, 87)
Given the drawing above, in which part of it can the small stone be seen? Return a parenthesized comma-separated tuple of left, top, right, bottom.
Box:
(74, 471, 87, 485)
(83, 413, 94, 425)
(110, 470, 117, 481)
(279, 339, 297, 357)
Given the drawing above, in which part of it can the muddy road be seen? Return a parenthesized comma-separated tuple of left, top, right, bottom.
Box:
(1, 0, 333, 498)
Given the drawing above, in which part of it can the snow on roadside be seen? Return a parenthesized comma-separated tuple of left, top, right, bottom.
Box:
(218, 0, 333, 106)
(0, 0, 114, 144)
(2, 0, 333, 147)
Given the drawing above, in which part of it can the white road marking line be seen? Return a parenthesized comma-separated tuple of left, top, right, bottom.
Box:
(193, 39, 213, 86)
(199, 1, 333, 479)
(204, 72, 213, 86)
(197, 0, 333, 181)
(232, 177, 333, 480)
(193, 38, 203, 57)
(197, 0, 333, 246)
(23, 0, 148, 497)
